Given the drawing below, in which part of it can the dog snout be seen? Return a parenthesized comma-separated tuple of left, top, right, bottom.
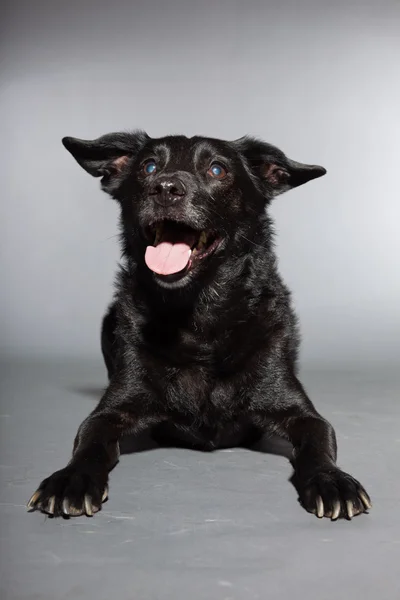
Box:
(149, 176, 187, 207)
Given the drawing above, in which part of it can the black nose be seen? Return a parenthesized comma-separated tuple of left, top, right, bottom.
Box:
(149, 176, 187, 207)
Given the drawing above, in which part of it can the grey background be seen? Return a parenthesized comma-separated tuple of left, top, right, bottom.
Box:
(1, 2, 400, 600)
(2, 0, 399, 365)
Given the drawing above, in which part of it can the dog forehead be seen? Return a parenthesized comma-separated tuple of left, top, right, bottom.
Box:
(147, 135, 234, 167)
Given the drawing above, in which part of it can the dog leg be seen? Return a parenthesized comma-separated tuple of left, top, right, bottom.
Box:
(253, 374, 372, 520)
(27, 379, 162, 518)
(101, 302, 118, 381)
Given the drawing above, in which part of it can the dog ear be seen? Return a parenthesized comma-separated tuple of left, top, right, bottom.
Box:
(62, 130, 149, 178)
(262, 157, 326, 196)
(236, 137, 326, 197)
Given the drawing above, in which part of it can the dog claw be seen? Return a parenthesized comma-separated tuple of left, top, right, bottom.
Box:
(84, 495, 93, 517)
(47, 496, 56, 515)
(346, 500, 354, 519)
(28, 466, 109, 518)
(359, 491, 372, 510)
(62, 499, 70, 515)
(303, 467, 372, 522)
(27, 490, 42, 510)
(316, 495, 324, 518)
(332, 501, 341, 520)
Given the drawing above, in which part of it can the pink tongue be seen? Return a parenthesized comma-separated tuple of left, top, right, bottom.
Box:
(145, 241, 192, 275)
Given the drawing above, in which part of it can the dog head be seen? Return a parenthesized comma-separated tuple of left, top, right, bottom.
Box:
(63, 132, 326, 289)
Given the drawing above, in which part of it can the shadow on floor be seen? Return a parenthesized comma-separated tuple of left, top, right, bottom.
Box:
(118, 431, 294, 458)
(69, 383, 300, 504)
(68, 386, 294, 460)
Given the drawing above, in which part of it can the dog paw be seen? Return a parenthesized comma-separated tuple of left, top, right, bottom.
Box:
(299, 468, 372, 520)
(27, 466, 109, 518)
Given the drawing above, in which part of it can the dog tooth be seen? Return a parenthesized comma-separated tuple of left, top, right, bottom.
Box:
(199, 231, 207, 245)
(197, 231, 208, 251)
(154, 224, 162, 246)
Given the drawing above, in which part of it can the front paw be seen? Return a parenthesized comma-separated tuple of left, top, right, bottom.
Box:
(27, 465, 109, 518)
(298, 468, 372, 520)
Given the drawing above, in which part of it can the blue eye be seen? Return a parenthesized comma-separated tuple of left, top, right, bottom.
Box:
(144, 161, 157, 175)
(212, 165, 222, 176)
(208, 163, 227, 179)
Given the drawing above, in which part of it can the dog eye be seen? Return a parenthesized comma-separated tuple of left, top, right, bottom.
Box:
(208, 163, 227, 180)
(143, 160, 157, 176)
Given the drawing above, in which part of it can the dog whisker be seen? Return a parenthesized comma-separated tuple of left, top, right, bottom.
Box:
(206, 202, 270, 251)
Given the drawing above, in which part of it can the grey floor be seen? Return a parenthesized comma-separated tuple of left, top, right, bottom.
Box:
(1, 359, 399, 600)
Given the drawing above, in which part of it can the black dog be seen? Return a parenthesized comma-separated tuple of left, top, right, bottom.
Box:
(27, 131, 371, 520)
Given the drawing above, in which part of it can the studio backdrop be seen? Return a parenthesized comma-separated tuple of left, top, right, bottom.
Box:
(1, 0, 399, 366)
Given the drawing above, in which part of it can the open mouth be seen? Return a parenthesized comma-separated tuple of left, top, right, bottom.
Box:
(144, 220, 221, 279)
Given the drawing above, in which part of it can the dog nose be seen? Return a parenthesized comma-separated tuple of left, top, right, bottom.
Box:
(149, 176, 187, 207)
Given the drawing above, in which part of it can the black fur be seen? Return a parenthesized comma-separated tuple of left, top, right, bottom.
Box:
(27, 132, 371, 520)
